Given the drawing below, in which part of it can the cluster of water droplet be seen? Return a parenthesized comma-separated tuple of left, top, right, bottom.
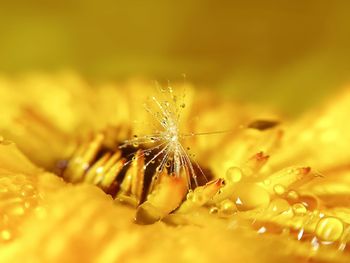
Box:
(0, 172, 38, 242)
(207, 165, 350, 253)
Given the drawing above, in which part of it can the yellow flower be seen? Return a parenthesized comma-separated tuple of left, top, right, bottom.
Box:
(0, 73, 350, 262)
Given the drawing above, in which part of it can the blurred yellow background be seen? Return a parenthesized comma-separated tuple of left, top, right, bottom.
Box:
(0, 0, 349, 115)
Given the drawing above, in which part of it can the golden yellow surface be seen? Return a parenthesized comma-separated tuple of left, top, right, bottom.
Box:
(0, 73, 350, 262)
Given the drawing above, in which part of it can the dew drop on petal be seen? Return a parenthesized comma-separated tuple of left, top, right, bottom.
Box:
(287, 190, 299, 200)
(273, 184, 286, 195)
(299, 195, 319, 211)
(192, 192, 205, 204)
(186, 190, 194, 201)
(218, 199, 237, 217)
(292, 203, 307, 215)
(315, 217, 344, 242)
(209, 206, 218, 214)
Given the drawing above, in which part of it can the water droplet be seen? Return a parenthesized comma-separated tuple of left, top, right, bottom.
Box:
(226, 167, 242, 183)
(299, 195, 319, 211)
(292, 203, 307, 215)
(20, 184, 36, 197)
(287, 190, 299, 201)
(186, 191, 194, 200)
(192, 192, 205, 204)
(218, 200, 236, 217)
(273, 184, 286, 195)
(209, 207, 218, 214)
(315, 217, 344, 242)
